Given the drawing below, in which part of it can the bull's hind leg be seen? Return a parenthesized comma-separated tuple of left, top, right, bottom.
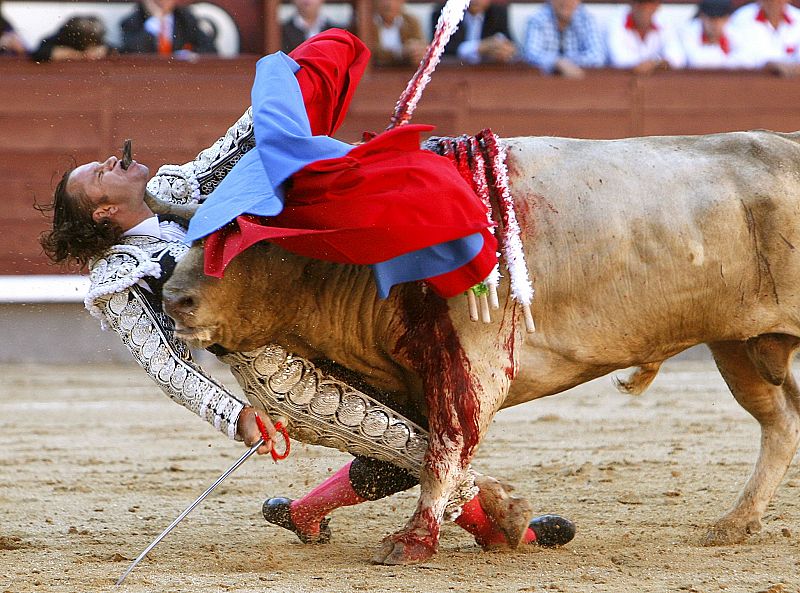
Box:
(705, 338, 800, 545)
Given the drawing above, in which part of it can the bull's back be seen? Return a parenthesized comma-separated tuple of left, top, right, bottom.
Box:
(504, 131, 800, 372)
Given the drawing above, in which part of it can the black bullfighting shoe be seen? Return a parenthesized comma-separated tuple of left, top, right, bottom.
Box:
(529, 514, 576, 547)
(262, 497, 332, 544)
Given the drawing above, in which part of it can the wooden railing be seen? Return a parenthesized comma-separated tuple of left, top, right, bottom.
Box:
(3, 56, 800, 275)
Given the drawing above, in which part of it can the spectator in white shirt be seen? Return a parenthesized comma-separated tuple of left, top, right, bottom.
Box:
(727, 0, 800, 73)
(680, 0, 741, 68)
(433, 0, 517, 64)
(363, 0, 427, 66)
(606, 0, 686, 74)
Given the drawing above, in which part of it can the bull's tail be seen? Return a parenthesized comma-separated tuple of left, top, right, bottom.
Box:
(614, 362, 663, 396)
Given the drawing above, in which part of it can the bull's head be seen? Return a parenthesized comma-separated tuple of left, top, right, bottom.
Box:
(144, 190, 247, 351)
(163, 236, 290, 353)
(162, 243, 224, 349)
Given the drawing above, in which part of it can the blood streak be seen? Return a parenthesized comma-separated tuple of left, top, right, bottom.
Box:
(503, 309, 519, 381)
(394, 284, 482, 467)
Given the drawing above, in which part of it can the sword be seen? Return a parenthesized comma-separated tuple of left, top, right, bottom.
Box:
(116, 419, 289, 585)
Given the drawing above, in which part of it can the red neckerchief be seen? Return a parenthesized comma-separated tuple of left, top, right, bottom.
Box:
(755, 7, 793, 26)
(702, 31, 731, 54)
(625, 11, 658, 41)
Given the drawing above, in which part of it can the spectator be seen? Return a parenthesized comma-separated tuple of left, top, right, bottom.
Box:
(522, 0, 606, 77)
(727, 0, 800, 72)
(363, 0, 426, 66)
(31, 15, 109, 62)
(120, 0, 217, 55)
(606, 0, 686, 74)
(282, 0, 340, 53)
(433, 0, 517, 64)
(0, 3, 27, 56)
(679, 0, 740, 68)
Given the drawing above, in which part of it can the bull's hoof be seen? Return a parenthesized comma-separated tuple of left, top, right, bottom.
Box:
(262, 497, 332, 544)
(475, 475, 534, 549)
(529, 515, 576, 547)
(702, 518, 761, 547)
(371, 533, 437, 565)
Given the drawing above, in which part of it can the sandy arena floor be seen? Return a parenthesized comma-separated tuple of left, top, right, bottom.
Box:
(0, 358, 798, 593)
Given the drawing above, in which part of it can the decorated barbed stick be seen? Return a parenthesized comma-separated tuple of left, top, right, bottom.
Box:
(467, 135, 501, 310)
(387, 0, 470, 129)
(481, 131, 536, 333)
(454, 135, 493, 322)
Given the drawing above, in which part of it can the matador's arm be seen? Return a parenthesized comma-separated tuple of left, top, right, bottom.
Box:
(145, 107, 255, 205)
(85, 247, 245, 439)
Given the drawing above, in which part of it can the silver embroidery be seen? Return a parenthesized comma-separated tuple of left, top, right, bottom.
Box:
(221, 345, 478, 514)
(98, 286, 244, 439)
(147, 107, 255, 203)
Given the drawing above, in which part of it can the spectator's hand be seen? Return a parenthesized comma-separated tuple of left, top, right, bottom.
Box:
(632, 59, 667, 75)
(554, 57, 585, 79)
(84, 45, 109, 60)
(174, 49, 200, 62)
(236, 405, 277, 456)
(479, 34, 517, 63)
(0, 31, 26, 56)
(404, 38, 427, 65)
(50, 46, 88, 61)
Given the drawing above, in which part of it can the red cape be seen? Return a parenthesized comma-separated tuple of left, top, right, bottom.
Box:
(205, 30, 496, 298)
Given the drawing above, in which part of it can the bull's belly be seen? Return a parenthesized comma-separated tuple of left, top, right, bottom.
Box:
(503, 299, 800, 408)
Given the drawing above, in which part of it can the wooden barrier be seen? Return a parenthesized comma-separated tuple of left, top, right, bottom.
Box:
(3, 56, 800, 275)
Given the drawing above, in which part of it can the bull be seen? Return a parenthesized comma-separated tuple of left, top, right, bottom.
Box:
(160, 130, 800, 565)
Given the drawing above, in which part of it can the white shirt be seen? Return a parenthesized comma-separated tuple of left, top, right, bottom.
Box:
(123, 216, 186, 292)
(292, 13, 324, 39)
(123, 216, 186, 243)
(457, 11, 487, 64)
(376, 14, 404, 58)
(727, 2, 800, 67)
(679, 18, 741, 68)
(606, 8, 686, 69)
(143, 13, 174, 39)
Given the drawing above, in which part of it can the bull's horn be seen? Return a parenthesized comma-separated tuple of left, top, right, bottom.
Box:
(144, 189, 200, 221)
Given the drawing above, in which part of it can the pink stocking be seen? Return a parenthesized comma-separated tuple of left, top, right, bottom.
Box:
(454, 496, 537, 547)
(289, 461, 367, 536)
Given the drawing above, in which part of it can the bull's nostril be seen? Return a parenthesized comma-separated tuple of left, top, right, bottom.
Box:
(177, 296, 195, 312)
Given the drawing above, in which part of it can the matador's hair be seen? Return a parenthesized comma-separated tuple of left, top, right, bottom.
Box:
(36, 168, 123, 269)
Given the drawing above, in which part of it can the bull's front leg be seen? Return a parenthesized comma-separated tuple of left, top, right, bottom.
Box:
(374, 287, 515, 565)
(372, 421, 475, 564)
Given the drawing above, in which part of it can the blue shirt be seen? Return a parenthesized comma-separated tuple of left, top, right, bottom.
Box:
(522, 4, 606, 73)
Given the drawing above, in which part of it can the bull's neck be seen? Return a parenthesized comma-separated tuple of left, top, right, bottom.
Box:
(234, 250, 403, 387)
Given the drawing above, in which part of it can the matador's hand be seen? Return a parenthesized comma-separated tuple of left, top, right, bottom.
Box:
(237, 406, 277, 455)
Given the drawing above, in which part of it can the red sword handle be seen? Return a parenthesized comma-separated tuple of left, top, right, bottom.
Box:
(254, 414, 291, 461)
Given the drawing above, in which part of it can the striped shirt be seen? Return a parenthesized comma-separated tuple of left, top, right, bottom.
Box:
(522, 3, 606, 73)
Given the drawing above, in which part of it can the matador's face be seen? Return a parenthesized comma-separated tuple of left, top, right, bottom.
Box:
(67, 156, 150, 225)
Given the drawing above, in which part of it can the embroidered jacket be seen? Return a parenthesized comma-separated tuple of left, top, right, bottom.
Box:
(84, 107, 256, 439)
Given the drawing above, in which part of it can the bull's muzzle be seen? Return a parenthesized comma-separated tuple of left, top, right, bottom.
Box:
(162, 287, 197, 324)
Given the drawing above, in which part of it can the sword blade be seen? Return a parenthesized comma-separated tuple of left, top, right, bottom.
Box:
(115, 439, 264, 585)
